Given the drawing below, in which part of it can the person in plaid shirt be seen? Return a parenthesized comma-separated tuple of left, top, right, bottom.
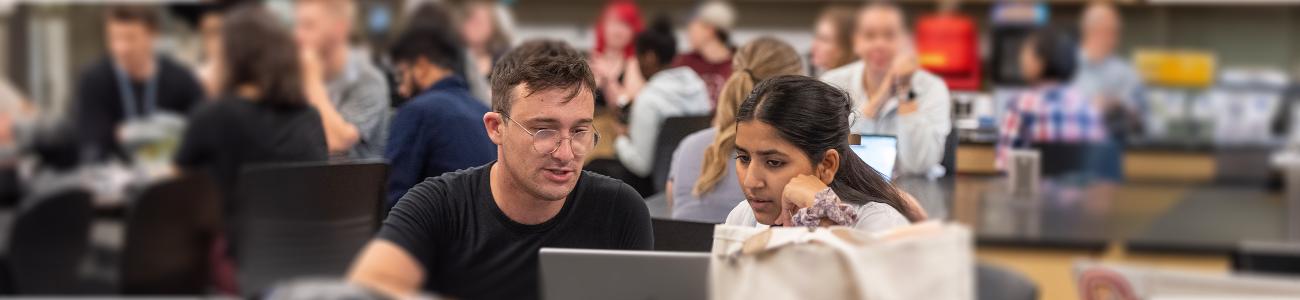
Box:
(997, 28, 1107, 170)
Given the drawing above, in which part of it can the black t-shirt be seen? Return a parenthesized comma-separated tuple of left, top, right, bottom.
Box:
(378, 163, 653, 300)
(174, 96, 328, 205)
(75, 55, 205, 162)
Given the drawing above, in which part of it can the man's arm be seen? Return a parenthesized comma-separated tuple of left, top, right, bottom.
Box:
(331, 71, 391, 158)
(300, 50, 361, 154)
(614, 89, 664, 177)
(347, 239, 425, 298)
(304, 79, 361, 154)
(895, 75, 952, 176)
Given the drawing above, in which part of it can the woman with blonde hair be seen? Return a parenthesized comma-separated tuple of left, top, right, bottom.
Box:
(666, 36, 804, 223)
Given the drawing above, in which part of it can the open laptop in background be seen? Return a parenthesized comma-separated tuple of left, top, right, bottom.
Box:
(539, 248, 709, 300)
(850, 135, 898, 182)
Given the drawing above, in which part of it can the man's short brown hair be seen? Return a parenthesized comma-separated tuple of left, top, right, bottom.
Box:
(489, 40, 596, 115)
(105, 5, 160, 32)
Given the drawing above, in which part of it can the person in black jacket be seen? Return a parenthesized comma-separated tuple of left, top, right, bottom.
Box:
(173, 4, 328, 204)
(74, 5, 204, 163)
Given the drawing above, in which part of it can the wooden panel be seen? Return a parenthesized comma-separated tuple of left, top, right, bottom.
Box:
(956, 145, 999, 175)
(955, 144, 1217, 182)
(1124, 151, 1216, 182)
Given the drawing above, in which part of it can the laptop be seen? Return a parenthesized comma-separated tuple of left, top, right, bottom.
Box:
(539, 248, 709, 300)
(850, 135, 898, 182)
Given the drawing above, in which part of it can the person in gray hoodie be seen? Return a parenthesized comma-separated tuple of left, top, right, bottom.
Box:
(614, 17, 713, 179)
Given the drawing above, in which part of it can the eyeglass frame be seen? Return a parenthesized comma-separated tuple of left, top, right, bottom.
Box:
(497, 111, 601, 155)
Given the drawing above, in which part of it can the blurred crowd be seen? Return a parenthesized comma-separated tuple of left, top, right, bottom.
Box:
(0, 0, 1155, 220)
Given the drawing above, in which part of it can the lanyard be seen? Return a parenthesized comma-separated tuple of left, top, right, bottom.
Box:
(112, 59, 158, 120)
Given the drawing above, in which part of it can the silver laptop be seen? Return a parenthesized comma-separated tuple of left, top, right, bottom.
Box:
(539, 248, 709, 300)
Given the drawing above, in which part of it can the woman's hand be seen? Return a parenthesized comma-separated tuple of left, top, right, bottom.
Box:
(778, 175, 831, 224)
(782, 174, 829, 209)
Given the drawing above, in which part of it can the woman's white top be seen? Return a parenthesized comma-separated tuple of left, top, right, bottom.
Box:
(723, 200, 910, 233)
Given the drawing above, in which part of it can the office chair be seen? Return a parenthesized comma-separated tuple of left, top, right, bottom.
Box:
(231, 161, 388, 297)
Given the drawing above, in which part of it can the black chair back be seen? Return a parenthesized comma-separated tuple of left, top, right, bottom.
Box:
(1232, 241, 1300, 276)
(976, 262, 1038, 300)
(651, 218, 714, 252)
(941, 126, 958, 177)
(4, 188, 93, 294)
(1035, 143, 1090, 178)
(652, 116, 713, 192)
(231, 161, 387, 296)
(120, 174, 222, 294)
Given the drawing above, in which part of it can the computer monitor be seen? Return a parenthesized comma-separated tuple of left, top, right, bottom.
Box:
(539, 248, 709, 300)
(850, 135, 898, 182)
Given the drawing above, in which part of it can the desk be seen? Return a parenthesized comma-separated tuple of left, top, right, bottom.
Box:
(941, 175, 1292, 300)
(949, 175, 1291, 254)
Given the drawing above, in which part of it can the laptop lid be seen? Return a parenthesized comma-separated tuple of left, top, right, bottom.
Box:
(850, 135, 898, 182)
(539, 248, 709, 300)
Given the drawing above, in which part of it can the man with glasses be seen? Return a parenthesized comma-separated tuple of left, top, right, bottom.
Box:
(383, 3, 495, 210)
(348, 40, 653, 300)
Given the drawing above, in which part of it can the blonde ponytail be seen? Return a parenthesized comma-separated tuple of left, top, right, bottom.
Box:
(693, 37, 804, 196)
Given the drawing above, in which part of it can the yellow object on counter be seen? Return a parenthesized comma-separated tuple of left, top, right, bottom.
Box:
(1133, 49, 1217, 88)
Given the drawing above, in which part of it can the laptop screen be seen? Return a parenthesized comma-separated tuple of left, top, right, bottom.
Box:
(849, 135, 897, 182)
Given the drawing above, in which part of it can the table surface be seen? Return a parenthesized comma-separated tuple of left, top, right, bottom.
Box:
(941, 175, 1293, 254)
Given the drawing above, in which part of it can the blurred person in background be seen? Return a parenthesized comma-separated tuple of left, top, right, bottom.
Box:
(348, 40, 652, 299)
(174, 3, 328, 204)
(725, 76, 921, 230)
(194, 2, 235, 99)
(667, 37, 803, 223)
(385, 3, 496, 211)
(820, 3, 951, 178)
(174, 5, 329, 292)
(0, 78, 35, 206)
(459, 0, 513, 104)
(295, 0, 389, 159)
(589, 0, 645, 108)
(460, 0, 512, 82)
(1074, 1, 1143, 182)
(996, 27, 1106, 172)
(75, 5, 205, 163)
(598, 16, 711, 196)
(0, 78, 35, 158)
(809, 6, 857, 76)
(674, 0, 736, 107)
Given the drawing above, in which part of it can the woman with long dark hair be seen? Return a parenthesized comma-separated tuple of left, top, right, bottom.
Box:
(174, 3, 328, 198)
(724, 75, 922, 230)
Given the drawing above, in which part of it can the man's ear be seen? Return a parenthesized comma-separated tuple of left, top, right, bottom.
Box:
(817, 149, 840, 184)
(484, 111, 505, 145)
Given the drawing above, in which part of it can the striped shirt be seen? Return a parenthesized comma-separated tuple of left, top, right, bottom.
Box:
(996, 84, 1107, 168)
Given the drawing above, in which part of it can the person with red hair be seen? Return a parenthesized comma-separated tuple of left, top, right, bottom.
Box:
(590, 0, 645, 108)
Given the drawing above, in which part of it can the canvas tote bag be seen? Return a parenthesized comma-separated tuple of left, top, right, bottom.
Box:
(710, 222, 973, 300)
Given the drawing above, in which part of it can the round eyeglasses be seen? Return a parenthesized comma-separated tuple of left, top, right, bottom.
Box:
(500, 113, 599, 156)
